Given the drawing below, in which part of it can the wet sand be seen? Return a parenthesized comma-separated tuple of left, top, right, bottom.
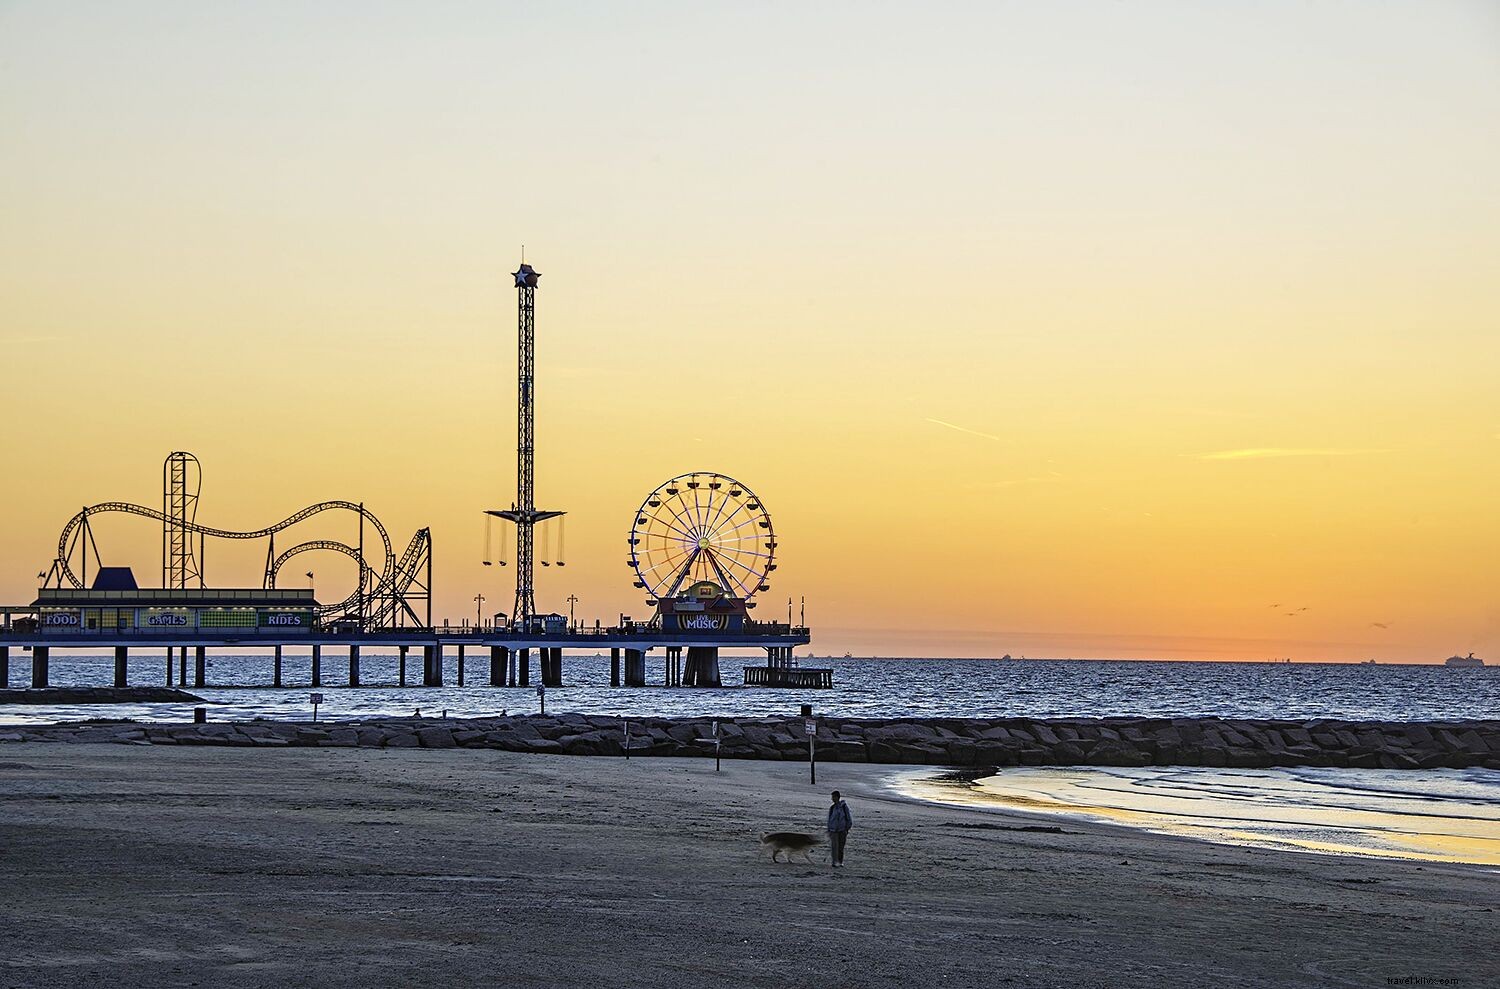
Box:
(0, 745, 1494, 988)
(899, 765, 1500, 866)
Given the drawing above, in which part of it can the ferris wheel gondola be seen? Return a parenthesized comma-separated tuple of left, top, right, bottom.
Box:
(627, 472, 775, 606)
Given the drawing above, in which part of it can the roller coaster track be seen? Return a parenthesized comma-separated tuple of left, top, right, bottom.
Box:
(266, 540, 374, 620)
(55, 502, 397, 622)
(265, 528, 431, 626)
(370, 528, 433, 628)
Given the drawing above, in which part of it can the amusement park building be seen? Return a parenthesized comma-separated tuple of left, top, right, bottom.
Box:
(28, 587, 319, 634)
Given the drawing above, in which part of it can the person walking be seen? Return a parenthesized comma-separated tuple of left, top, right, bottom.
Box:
(827, 790, 853, 867)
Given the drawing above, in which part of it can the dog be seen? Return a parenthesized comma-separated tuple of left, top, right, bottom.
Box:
(760, 831, 824, 864)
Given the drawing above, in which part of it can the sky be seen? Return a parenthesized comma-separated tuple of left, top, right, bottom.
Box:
(2, 1, 1497, 662)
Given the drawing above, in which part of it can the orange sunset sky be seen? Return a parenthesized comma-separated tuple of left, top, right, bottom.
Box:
(2, 2, 1497, 662)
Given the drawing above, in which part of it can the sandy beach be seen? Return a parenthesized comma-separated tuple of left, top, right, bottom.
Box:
(0, 746, 1494, 988)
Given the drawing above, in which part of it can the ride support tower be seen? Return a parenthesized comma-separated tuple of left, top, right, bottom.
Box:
(487, 261, 564, 629)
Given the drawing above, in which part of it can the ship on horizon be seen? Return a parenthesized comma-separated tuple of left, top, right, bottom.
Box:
(1445, 653, 1486, 668)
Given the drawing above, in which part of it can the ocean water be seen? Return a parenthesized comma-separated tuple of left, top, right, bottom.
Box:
(895, 765, 1500, 867)
(2, 651, 1496, 725)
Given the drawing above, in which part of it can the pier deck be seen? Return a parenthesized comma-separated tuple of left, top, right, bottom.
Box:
(0, 622, 813, 690)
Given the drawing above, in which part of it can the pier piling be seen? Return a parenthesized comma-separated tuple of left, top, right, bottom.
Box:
(398, 645, 407, 687)
(624, 648, 645, 687)
(422, 644, 443, 687)
(177, 647, 186, 686)
(194, 646, 206, 688)
(610, 647, 619, 687)
(31, 645, 49, 688)
(457, 644, 466, 687)
(541, 648, 562, 687)
(489, 645, 506, 687)
(113, 646, 128, 688)
(1, 645, 10, 687)
(684, 646, 721, 688)
(273, 645, 283, 687)
(348, 645, 360, 687)
(517, 648, 530, 687)
(311, 644, 321, 688)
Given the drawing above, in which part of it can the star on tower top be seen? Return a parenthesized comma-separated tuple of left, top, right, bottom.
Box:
(513, 263, 540, 289)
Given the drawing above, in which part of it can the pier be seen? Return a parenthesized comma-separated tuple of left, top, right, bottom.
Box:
(0, 595, 812, 690)
(8, 261, 826, 694)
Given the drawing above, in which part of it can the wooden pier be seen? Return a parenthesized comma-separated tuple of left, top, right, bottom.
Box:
(0, 606, 816, 690)
(741, 644, 833, 688)
(742, 666, 833, 688)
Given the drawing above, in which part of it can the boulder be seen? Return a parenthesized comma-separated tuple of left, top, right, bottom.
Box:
(972, 741, 1018, 766)
(561, 731, 621, 756)
(815, 739, 866, 762)
(944, 739, 978, 766)
(867, 723, 939, 743)
(1198, 745, 1229, 768)
(416, 727, 457, 749)
(1030, 725, 1061, 746)
(1225, 746, 1271, 768)
(1050, 742, 1087, 765)
(1084, 740, 1151, 767)
(665, 723, 703, 743)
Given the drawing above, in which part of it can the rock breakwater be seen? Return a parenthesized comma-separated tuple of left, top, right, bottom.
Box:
(3, 714, 1497, 770)
(0, 687, 206, 705)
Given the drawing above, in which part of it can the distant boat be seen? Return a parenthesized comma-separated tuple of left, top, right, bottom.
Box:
(1359, 659, 1378, 666)
(1445, 653, 1486, 668)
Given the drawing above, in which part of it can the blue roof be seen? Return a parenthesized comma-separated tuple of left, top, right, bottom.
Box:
(91, 567, 138, 591)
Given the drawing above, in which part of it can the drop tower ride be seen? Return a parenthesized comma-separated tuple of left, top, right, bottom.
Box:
(487, 262, 564, 629)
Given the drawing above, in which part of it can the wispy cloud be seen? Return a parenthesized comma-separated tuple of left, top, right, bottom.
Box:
(925, 417, 1003, 442)
(969, 476, 1053, 490)
(1198, 447, 1389, 461)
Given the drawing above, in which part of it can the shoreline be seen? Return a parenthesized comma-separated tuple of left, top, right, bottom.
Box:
(0, 744, 1493, 987)
(890, 765, 1500, 869)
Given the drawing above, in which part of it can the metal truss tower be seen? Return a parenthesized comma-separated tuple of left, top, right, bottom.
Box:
(487, 262, 564, 628)
(162, 451, 202, 588)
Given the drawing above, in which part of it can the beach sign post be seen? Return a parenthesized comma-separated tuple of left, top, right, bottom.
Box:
(537, 684, 546, 716)
(713, 720, 721, 772)
(623, 719, 630, 760)
(805, 718, 817, 784)
(309, 692, 324, 723)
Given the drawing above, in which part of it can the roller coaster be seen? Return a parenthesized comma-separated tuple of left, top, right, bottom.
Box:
(44, 455, 432, 629)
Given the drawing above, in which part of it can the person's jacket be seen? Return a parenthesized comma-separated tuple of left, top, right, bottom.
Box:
(827, 800, 853, 832)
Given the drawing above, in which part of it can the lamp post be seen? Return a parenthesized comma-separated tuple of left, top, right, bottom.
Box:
(474, 593, 486, 630)
(566, 594, 578, 630)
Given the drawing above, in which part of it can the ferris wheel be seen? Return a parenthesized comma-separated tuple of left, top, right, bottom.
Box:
(628, 472, 777, 606)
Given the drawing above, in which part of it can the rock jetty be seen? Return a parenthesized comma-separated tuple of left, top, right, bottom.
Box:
(2, 714, 1497, 770)
(0, 687, 206, 705)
